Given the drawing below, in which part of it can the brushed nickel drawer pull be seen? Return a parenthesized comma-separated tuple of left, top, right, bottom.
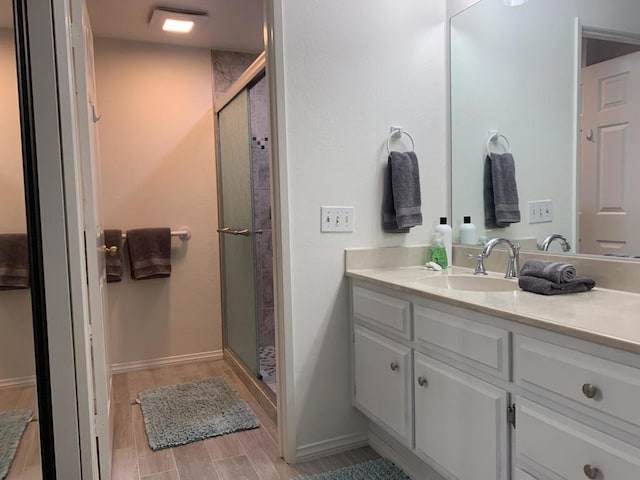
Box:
(417, 377, 428, 387)
(582, 383, 598, 399)
(390, 362, 399, 372)
(583, 464, 599, 479)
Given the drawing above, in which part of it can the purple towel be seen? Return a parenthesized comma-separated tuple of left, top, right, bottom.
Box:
(0, 234, 29, 289)
(126, 228, 171, 280)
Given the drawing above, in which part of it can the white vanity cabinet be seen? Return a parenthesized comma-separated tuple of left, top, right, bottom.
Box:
(414, 352, 509, 480)
(353, 324, 413, 447)
(349, 280, 640, 480)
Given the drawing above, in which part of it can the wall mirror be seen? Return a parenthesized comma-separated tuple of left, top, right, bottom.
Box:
(450, 0, 640, 257)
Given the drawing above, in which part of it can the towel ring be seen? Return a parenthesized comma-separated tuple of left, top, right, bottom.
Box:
(386, 128, 415, 154)
(487, 133, 511, 154)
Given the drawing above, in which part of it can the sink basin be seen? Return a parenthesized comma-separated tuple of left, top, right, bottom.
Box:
(417, 275, 519, 292)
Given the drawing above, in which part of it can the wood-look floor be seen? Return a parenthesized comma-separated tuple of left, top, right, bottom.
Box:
(0, 384, 41, 480)
(112, 359, 379, 480)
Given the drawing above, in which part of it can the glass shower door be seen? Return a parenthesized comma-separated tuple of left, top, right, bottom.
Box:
(217, 89, 259, 375)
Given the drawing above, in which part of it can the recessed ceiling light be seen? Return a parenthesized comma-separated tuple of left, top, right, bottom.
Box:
(149, 8, 208, 35)
(162, 19, 194, 33)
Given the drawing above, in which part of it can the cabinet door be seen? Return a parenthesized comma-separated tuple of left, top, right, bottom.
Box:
(414, 352, 509, 480)
(354, 324, 413, 446)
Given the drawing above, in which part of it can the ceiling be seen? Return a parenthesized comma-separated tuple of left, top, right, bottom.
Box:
(0, 1, 264, 52)
(87, 0, 264, 52)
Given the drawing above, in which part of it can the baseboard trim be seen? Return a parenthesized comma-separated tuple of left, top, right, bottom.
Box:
(368, 424, 445, 480)
(0, 375, 37, 389)
(111, 350, 223, 373)
(296, 432, 369, 463)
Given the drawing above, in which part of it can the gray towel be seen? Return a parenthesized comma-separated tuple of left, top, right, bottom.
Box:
(126, 228, 171, 280)
(518, 275, 595, 295)
(484, 153, 520, 228)
(383, 151, 422, 233)
(104, 229, 123, 283)
(520, 260, 576, 283)
(0, 234, 29, 290)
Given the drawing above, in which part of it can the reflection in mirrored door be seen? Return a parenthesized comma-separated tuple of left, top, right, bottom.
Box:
(0, 2, 41, 478)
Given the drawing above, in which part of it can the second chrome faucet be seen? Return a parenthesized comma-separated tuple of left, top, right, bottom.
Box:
(467, 237, 521, 279)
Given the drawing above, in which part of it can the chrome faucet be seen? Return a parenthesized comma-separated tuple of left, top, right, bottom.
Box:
(539, 234, 571, 252)
(480, 238, 521, 279)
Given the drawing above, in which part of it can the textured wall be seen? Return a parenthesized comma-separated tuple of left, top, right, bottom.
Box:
(0, 28, 35, 382)
(94, 38, 221, 365)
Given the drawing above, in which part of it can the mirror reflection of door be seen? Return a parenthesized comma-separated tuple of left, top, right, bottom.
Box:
(580, 37, 640, 256)
(0, 4, 42, 478)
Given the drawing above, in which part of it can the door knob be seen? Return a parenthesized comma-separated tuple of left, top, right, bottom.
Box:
(586, 129, 594, 141)
(102, 246, 118, 257)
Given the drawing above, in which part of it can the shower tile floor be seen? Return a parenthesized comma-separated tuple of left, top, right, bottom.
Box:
(259, 346, 277, 393)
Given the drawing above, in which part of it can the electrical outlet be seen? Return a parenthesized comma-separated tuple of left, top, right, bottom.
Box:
(528, 200, 553, 224)
(321, 206, 354, 232)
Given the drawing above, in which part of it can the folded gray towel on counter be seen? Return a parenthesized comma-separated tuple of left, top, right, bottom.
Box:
(520, 259, 576, 283)
(484, 153, 521, 228)
(518, 275, 595, 295)
(0, 234, 29, 290)
(383, 151, 422, 233)
(104, 229, 123, 283)
(126, 228, 171, 280)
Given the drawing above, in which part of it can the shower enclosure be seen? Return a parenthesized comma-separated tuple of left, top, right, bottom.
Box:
(217, 64, 275, 394)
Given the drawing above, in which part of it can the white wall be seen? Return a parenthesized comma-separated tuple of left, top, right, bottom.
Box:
(93, 38, 222, 366)
(277, 0, 447, 453)
(0, 28, 36, 382)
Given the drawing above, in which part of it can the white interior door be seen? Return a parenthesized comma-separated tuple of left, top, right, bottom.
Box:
(71, 1, 113, 478)
(580, 50, 640, 255)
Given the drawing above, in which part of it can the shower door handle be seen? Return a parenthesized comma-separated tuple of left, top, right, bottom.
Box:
(217, 227, 252, 237)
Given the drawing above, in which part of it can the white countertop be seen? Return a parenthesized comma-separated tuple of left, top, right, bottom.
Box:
(346, 266, 640, 355)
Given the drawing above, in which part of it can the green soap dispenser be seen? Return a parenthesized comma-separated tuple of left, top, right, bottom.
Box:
(430, 231, 448, 269)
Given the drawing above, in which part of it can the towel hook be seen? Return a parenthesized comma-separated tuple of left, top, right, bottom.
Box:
(386, 126, 415, 155)
(487, 132, 511, 154)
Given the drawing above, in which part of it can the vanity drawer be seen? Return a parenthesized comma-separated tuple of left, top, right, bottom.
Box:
(514, 335, 640, 428)
(352, 285, 411, 339)
(516, 398, 640, 479)
(414, 304, 510, 379)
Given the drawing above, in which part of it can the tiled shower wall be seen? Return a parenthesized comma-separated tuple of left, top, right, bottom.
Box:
(250, 77, 274, 348)
(211, 51, 274, 348)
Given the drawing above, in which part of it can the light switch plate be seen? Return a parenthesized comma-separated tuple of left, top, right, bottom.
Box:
(321, 206, 354, 232)
(528, 200, 553, 223)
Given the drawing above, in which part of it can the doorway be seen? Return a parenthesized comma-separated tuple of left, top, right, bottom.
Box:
(579, 30, 640, 255)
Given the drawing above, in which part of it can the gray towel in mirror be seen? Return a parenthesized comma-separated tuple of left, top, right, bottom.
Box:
(383, 151, 422, 233)
(518, 275, 595, 295)
(484, 153, 521, 228)
(0, 234, 29, 290)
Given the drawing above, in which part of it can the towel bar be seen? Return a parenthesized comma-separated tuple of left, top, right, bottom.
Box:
(386, 126, 415, 154)
(120, 227, 191, 241)
(487, 132, 511, 154)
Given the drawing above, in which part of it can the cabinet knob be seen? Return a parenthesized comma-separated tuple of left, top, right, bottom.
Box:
(582, 383, 598, 399)
(390, 362, 399, 372)
(417, 376, 428, 387)
(583, 464, 599, 479)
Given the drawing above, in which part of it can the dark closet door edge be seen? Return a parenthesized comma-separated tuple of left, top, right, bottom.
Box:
(13, 0, 58, 478)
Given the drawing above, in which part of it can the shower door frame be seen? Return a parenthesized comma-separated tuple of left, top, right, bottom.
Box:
(215, 55, 267, 378)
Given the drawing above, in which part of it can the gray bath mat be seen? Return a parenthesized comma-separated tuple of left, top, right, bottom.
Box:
(0, 408, 32, 479)
(138, 377, 259, 450)
(295, 459, 409, 480)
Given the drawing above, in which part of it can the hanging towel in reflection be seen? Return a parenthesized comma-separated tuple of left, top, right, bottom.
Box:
(484, 152, 521, 228)
(0, 234, 29, 290)
(126, 228, 171, 280)
(383, 151, 423, 233)
(104, 229, 123, 283)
